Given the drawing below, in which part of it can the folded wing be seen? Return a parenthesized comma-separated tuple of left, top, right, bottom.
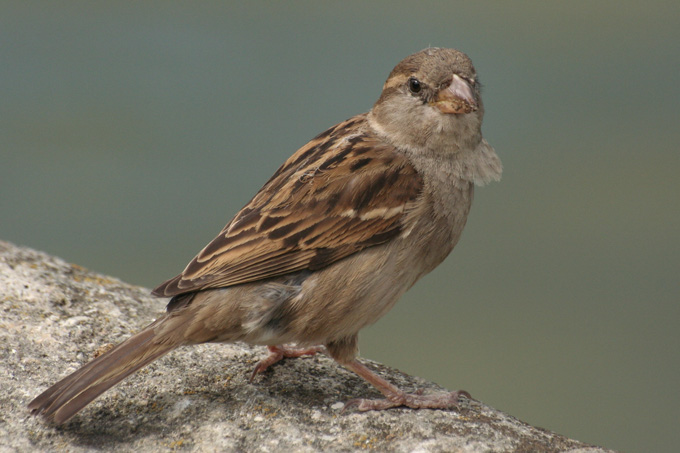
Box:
(152, 114, 423, 297)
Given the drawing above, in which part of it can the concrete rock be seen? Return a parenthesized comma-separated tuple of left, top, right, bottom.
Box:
(0, 240, 614, 452)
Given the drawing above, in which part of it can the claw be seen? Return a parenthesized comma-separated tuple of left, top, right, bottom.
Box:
(340, 398, 361, 414)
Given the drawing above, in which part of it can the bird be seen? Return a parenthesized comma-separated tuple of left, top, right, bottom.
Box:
(28, 47, 502, 424)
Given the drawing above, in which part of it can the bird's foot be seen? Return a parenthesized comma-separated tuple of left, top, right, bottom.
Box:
(340, 358, 471, 412)
(249, 344, 324, 381)
(342, 388, 471, 412)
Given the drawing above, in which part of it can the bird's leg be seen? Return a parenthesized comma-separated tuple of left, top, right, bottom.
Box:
(249, 344, 325, 381)
(341, 359, 471, 411)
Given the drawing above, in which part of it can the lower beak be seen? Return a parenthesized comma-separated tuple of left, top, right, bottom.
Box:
(433, 74, 478, 114)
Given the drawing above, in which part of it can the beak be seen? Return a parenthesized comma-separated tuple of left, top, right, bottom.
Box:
(433, 74, 478, 114)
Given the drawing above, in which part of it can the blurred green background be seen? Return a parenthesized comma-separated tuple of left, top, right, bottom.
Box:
(2, 2, 678, 451)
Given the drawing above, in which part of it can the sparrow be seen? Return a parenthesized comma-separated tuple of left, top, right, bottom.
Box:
(28, 47, 502, 424)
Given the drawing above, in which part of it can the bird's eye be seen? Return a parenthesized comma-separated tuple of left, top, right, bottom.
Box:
(407, 77, 422, 94)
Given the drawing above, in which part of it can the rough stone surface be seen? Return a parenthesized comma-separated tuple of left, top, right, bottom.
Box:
(0, 240, 615, 452)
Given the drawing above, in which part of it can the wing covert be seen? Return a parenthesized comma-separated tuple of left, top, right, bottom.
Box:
(152, 114, 423, 297)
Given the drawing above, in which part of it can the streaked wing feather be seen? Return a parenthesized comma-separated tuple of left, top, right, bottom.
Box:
(152, 114, 423, 297)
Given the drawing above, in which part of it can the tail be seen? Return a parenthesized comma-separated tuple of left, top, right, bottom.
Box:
(28, 320, 179, 424)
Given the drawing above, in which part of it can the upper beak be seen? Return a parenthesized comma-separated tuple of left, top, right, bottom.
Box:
(433, 74, 478, 114)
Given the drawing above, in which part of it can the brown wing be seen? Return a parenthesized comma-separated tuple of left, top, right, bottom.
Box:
(152, 114, 423, 297)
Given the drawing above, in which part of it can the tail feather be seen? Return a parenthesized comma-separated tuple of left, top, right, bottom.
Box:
(28, 322, 179, 424)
